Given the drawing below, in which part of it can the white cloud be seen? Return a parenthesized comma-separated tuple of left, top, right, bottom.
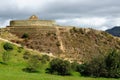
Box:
(73, 17, 106, 26)
(0, 19, 11, 28)
(13, 0, 46, 11)
(98, 26, 108, 31)
(110, 18, 120, 26)
(0, 0, 120, 30)
(56, 17, 107, 30)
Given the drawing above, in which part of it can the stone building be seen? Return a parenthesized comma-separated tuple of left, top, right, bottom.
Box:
(8, 15, 56, 27)
(6, 15, 69, 54)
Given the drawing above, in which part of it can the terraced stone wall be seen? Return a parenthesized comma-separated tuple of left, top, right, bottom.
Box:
(10, 20, 56, 27)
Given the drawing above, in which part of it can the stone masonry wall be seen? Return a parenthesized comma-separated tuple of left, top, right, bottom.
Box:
(10, 20, 56, 27)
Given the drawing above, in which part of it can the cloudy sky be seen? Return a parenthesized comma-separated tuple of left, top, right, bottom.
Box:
(0, 0, 120, 30)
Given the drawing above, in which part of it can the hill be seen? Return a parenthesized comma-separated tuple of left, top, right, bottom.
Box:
(0, 39, 118, 80)
(106, 26, 120, 37)
(1, 27, 120, 63)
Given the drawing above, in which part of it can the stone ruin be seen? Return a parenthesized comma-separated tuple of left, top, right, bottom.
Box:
(8, 15, 56, 27)
(6, 15, 68, 55)
(2, 15, 119, 63)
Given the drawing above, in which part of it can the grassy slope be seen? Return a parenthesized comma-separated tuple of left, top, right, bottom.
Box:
(0, 40, 119, 80)
(0, 64, 119, 80)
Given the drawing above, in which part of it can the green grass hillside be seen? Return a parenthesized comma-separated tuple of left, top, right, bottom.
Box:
(0, 40, 119, 80)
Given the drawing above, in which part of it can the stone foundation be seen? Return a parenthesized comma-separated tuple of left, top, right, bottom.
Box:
(10, 20, 56, 27)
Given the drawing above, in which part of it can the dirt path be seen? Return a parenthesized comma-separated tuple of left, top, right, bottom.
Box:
(56, 27, 65, 52)
(0, 37, 21, 47)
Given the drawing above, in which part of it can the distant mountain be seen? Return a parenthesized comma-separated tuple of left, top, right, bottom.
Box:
(106, 26, 120, 37)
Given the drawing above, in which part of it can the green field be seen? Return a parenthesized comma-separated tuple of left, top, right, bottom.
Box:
(0, 41, 119, 80)
(0, 63, 119, 80)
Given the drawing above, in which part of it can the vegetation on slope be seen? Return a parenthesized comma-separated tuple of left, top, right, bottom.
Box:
(0, 38, 120, 79)
(77, 49, 120, 78)
(1, 27, 120, 63)
(59, 27, 120, 62)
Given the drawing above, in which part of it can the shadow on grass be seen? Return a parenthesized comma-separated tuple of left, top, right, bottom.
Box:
(0, 62, 8, 65)
(22, 68, 39, 73)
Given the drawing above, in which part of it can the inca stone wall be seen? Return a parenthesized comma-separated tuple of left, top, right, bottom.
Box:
(10, 20, 56, 27)
(6, 15, 66, 54)
(8, 26, 57, 38)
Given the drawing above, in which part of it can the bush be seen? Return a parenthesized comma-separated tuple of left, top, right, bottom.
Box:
(105, 50, 120, 78)
(56, 41, 60, 47)
(77, 57, 107, 77)
(22, 33, 29, 39)
(46, 58, 71, 75)
(78, 49, 120, 78)
(23, 55, 41, 73)
(2, 51, 10, 64)
(3, 43, 13, 51)
(23, 51, 31, 60)
(72, 27, 77, 32)
(41, 55, 50, 64)
(17, 47, 23, 53)
(71, 61, 79, 71)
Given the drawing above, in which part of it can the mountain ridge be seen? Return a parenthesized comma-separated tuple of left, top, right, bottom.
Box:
(106, 26, 120, 37)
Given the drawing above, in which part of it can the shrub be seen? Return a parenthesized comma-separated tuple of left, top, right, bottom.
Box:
(71, 61, 79, 71)
(41, 55, 50, 64)
(105, 50, 120, 78)
(2, 51, 10, 64)
(17, 47, 23, 53)
(77, 57, 107, 77)
(22, 33, 29, 39)
(23, 55, 41, 73)
(23, 51, 31, 60)
(56, 41, 60, 47)
(46, 58, 71, 75)
(72, 27, 77, 32)
(3, 43, 13, 51)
